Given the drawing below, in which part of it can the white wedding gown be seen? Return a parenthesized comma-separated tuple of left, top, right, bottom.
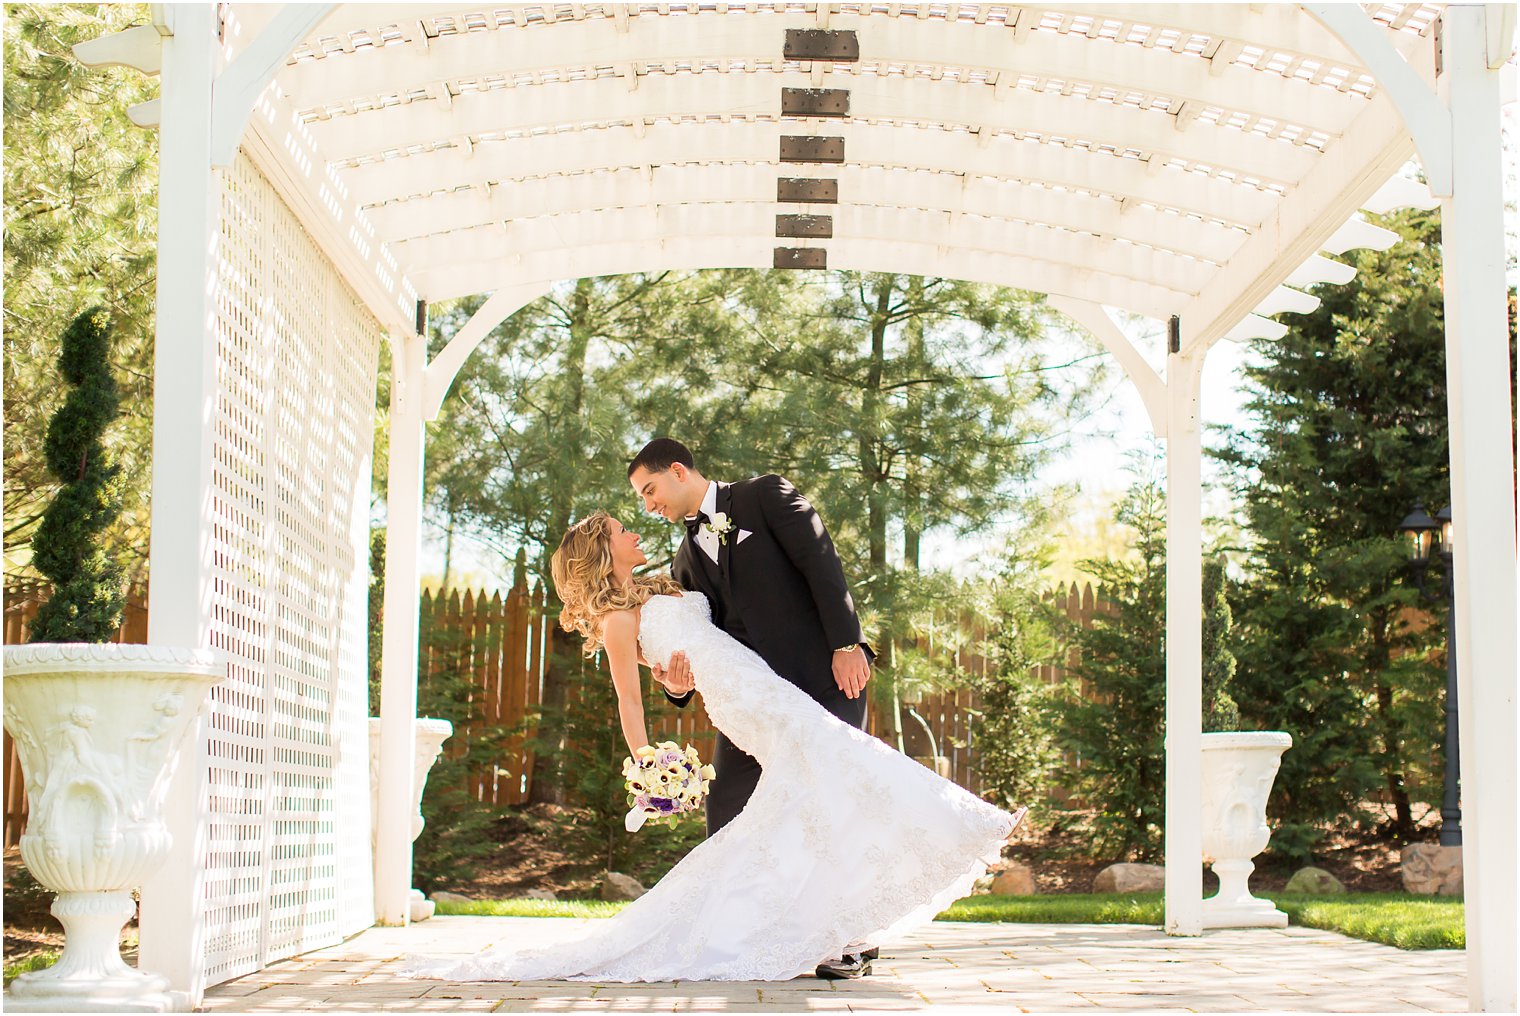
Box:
(404, 592, 1019, 982)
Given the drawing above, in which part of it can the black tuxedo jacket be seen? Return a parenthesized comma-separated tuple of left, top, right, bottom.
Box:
(666, 474, 869, 715)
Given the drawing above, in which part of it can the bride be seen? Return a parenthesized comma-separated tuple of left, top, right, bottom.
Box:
(405, 511, 1023, 983)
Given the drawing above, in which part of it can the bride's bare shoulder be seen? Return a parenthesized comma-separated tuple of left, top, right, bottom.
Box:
(601, 609, 639, 641)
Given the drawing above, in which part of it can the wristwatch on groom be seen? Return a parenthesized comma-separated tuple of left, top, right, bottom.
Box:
(834, 644, 859, 654)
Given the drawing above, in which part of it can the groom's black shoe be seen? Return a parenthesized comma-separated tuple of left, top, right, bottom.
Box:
(815, 951, 873, 980)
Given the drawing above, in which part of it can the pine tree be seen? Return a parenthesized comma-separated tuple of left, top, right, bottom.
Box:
(1201, 559, 1241, 732)
(1215, 206, 1481, 851)
(5, 5, 158, 582)
(29, 308, 127, 643)
(1051, 481, 1168, 861)
(970, 589, 1060, 816)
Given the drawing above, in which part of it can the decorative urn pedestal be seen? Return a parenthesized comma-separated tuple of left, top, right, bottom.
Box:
(368, 717, 453, 921)
(1200, 731, 1293, 929)
(1, 644, 223, 1013)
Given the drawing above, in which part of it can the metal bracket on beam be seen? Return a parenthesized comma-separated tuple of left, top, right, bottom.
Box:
(777, 178, 839, 203)
(780, 136, 845, 163)
(781, 87, 850, 117)
(784, 29, 860, 61)
(776, 214, 833, 239)
(774, 247, 827, 269)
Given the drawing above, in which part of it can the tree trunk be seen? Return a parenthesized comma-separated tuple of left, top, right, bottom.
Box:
(903, 277, 925, 571)
(440, 503, 456, 590)
(860, 277, 892, 572)
(1369, 615, 1414, 837)
(530, 280, 596, 805)
(885, 638, 905, 753)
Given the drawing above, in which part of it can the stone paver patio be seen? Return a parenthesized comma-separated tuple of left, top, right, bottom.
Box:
(201, 916, 1467, 1013)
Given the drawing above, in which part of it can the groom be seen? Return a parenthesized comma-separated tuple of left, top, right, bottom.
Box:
(628, 438, 878, 979)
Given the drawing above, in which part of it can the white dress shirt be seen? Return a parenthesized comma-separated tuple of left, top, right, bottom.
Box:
(688, 481, 721, 563)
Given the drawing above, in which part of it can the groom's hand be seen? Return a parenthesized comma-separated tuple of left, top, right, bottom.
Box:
(653, 651, 695, 696)
(832, 646, 871, 699)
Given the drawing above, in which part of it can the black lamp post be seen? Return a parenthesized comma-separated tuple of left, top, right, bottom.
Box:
(1397, 502, 1461, 846)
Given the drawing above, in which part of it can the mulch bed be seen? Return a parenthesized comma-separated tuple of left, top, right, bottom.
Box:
(432, 802, 1425, 899)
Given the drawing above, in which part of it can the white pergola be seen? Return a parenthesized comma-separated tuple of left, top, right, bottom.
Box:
(76, 3, 1515, 1010)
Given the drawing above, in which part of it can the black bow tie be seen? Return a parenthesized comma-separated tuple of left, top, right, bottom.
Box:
(684, 512, 710, 539)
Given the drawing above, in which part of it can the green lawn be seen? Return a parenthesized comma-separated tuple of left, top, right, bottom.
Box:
(3, 950, 59, 987)
(1266, 893, 1464, 950)
(433, 892, 1464, 951)
(433, 898, 628, 919)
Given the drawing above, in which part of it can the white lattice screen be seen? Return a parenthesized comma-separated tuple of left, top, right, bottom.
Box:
(200, 152, 380, 985)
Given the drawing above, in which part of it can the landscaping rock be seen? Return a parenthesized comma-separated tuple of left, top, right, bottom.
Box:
(1092, 863, 1164, 893)
(601, 871, 647, 901)
(989, 863, 1037, 895)
(1283, 866, 1344, 894)
(1401, 843, 1463, 896)
(971, 873, 996, 895)
(430, 891, 473, 904)
(524, 888, 559, 901)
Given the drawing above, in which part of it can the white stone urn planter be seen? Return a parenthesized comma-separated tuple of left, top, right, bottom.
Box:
(1200, 731, 1292, 929)
(2, 643, 223, 1013)
(368, 717, 453, 921)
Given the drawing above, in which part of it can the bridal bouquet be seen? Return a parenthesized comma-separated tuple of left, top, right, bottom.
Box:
(622, 741, 716, 832)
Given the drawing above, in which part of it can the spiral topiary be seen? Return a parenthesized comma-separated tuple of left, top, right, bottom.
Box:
(28, 307, 127, 643)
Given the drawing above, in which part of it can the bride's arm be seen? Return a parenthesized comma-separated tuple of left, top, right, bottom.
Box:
(601, 610, 650, 756)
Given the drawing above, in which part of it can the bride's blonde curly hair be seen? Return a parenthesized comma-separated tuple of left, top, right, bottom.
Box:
(551, 511, 682, 655)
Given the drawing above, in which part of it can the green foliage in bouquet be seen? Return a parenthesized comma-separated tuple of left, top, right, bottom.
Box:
(28, 308, 127, 643)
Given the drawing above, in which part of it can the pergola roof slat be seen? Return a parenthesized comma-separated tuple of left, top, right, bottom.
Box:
(280, 11, 1369, 139)
(388, 200, 1213, 302)
(301, 67, 1322, 185)
(362, 162, 1248, 265)
(340, 120, 1284, 228)
(406, 234, 1191, 319)
(239, 2, 1450, 352)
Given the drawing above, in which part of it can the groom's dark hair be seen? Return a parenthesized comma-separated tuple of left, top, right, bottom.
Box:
(628, 438, 696, 478)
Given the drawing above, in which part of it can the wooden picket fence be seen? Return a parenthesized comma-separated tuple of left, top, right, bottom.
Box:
(3, 578, 1108, 846)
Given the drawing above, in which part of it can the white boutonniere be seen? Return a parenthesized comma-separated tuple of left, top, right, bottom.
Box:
(704, 511, 737, 545)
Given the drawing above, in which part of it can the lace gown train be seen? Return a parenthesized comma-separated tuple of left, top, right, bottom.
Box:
(404, 593, 1019, 982)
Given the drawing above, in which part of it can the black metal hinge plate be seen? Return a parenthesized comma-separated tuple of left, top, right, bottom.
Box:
(784, 29, 860, 62)
(781, 87, 851, 117)
(777, 178, 839, 203)
(774, 247, 828, 269)
(780, 136, 845, 164)
(776, 214, 834, 239)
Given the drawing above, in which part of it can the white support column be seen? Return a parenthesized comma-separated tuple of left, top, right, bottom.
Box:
(1437, 8, 1517, 1011)
(375, 330, 428, 925)
(136, 3, 219, 1003)
(1163, 346, 1207, 937)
